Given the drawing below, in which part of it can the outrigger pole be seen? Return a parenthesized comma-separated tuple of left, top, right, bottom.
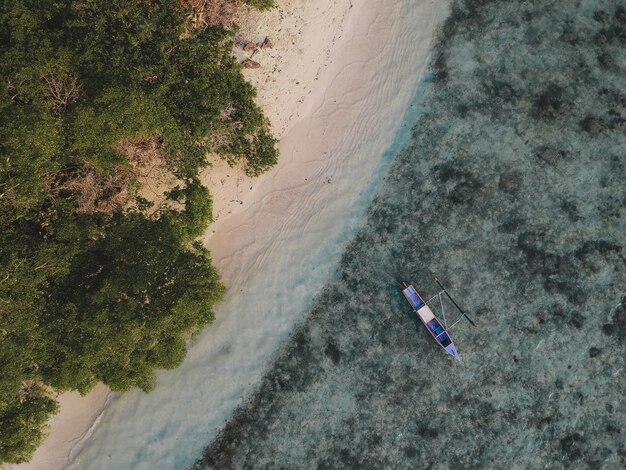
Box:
(434, 277, 478, 328)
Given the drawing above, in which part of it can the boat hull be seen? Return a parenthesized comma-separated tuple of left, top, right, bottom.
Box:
(402, 284, 461, 361)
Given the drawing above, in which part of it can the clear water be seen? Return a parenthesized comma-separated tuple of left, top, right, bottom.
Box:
(195, 1, 626, 468)
(64, 3, 449, 469)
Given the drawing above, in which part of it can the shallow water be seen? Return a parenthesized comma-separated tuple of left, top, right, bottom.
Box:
(196, 1, 626, 468)
(64, 2, 447, 469)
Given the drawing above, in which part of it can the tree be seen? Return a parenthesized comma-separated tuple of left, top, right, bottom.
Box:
(0, 0, 274, 463)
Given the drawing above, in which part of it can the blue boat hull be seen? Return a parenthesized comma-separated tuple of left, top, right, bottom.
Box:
(402, 284, 461, 361)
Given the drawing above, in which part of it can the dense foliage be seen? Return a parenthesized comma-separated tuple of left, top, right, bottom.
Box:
(0, 0, 276, 463)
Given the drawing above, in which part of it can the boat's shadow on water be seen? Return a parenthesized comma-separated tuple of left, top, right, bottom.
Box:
(195, 1, 626, 468)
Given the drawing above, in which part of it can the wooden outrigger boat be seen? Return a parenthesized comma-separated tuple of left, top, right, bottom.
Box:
(402, 277, 477, 362)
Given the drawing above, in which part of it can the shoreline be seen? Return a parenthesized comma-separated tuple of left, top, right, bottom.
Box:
(203, 0, 357, 225)
(11, 1, 448, 468)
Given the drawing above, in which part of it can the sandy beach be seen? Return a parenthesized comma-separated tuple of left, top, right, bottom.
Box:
(12, 1, 448, 468)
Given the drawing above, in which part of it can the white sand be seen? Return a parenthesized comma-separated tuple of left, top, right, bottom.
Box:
(8, 384, 112, 470)
(11, 1, 448, 469)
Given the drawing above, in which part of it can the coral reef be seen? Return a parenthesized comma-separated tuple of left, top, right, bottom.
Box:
(195, 1, 626, 468)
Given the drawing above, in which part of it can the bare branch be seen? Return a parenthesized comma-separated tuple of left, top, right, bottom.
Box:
(41, 66, 81, 114)
(180, 0, 239, 32)
(46, 165, 134, 216)
(6, 77, 26, 101)
(219, 101, 237, 121)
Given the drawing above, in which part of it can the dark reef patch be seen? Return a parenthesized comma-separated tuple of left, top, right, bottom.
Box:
(323, 338, 341, 364)
(532, 84, 568, 121)
(602, 296, 626, 340)
(194, 1, 626, 468)
(559, 433, 587, 461)
(589, 347, 602, 358)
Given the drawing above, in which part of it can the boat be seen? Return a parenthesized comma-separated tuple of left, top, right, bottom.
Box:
(401, 278, 477, 361)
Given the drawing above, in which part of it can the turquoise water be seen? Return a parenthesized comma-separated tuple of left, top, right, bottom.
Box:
(195, 1, 625, 468)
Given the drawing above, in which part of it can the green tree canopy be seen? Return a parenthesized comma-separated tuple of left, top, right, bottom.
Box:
(0, 0, 275, 463)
